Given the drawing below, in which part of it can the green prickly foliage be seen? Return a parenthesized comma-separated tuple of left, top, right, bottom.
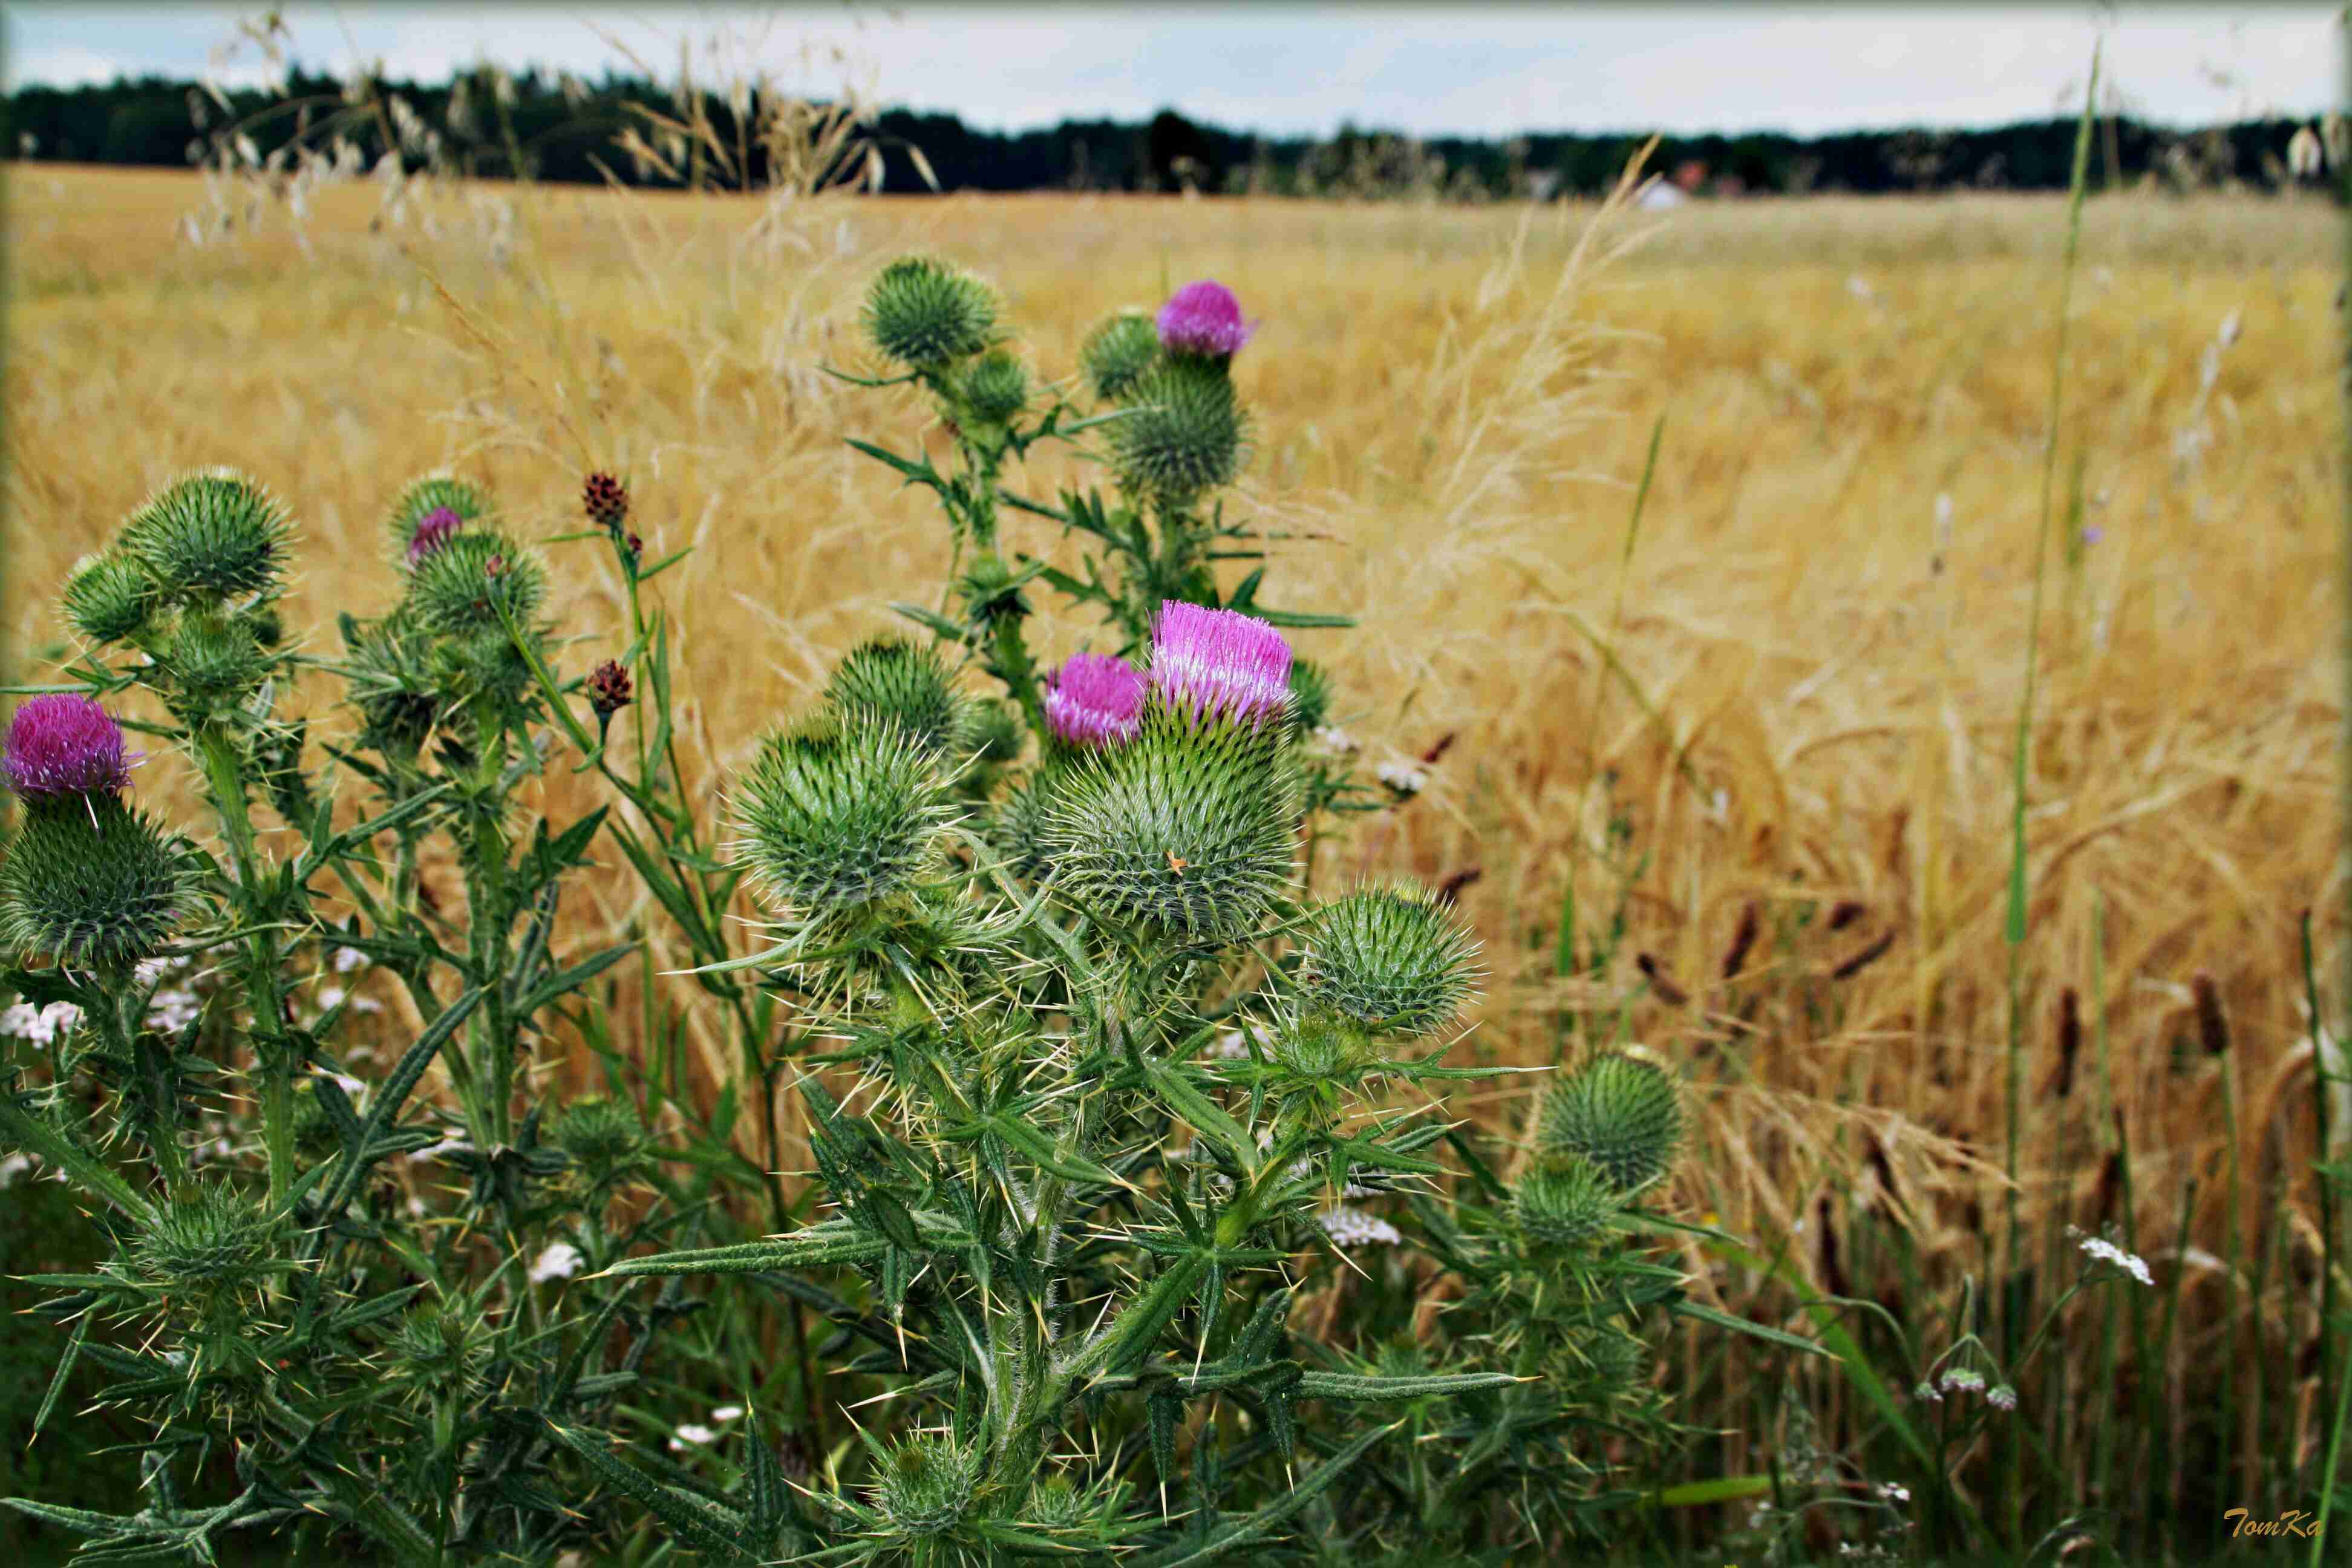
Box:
(824, 637, 967, 757)
(732, 714, 959, 914)
(1536, 1053, 1684, 1197)
(1287, 658, 1333, 736)
(119, 468, 292, 604)
(344, 612, 442, 756)
(403, 530, 549, 639)
(1296, 882, 1480, 1036)
(0, 797, 195, 970)
(1106, 358, 1250, 508)
(385, 472, 490, 555)
(861, 254, 998, 368)
(1039, 701, 1298, 943)
(1080, 311, 1161, 403)
(60, 552, 156, 645)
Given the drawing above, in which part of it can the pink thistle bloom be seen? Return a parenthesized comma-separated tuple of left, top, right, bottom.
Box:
(1149, 601, 1292, 727)
(1043, 652, 1146, 748)
(407, 506, 463, 566)
(1157, 280, 1256, 358)
(2, 694, 141, 802)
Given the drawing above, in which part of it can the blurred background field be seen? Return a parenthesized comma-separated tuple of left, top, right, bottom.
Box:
(4, 160, 2344, 1550)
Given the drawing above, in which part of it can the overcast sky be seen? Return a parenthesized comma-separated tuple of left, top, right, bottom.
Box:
(1, 5, 2341, 139)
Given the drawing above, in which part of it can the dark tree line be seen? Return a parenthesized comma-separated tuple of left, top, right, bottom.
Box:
(0, 64, 2326, 198)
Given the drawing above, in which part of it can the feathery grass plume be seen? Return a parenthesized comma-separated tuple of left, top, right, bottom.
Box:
(1296, 881, 1481, 1036)
(872, 1432, 982, 1538)
(1107, 358, 1250, 508)
(1157, 278, 1258, 359)
(403, 530, 549, 638)
(163, 612, 269, 710)
(1536, 1053, 1684, 1197)
(1042, 651, 1145, 750)
(1080, 310, 1161, 402)
(60, 552, 156, 645)
(1512, 1152, 1618, 1250)
(1149, 601, 1293, 728)
(2, 694, 140, 801)
(0, 793, 194, 970)
(825, 637, 965, 755)
(126, 1183, 292, 1326)
(119, 468, 292, 603)
(861, 253, 998, 368)
(385, 472, 489, 560)
(1040, 699, 1298, 942)
(958, 349, 1031, 425)
(731, 713, 958, 914)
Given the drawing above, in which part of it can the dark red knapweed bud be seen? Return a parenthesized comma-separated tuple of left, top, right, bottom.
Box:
(583, 471, 630, 531)
(588, 659, 633, 718)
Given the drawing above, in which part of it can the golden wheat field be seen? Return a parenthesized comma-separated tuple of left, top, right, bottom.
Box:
(5, 162, 2345, 1493)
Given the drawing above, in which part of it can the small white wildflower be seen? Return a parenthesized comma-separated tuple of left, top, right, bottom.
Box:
(1311, 725, 1359, 757)
(316, 987, 348, 1011)
(1939, 1367, 1985, 1395)
(530, 1241, 584, 1282)
(2, 1001, 82, 1047)
(1376, 761, 1427, 796)
(0, 1152, 34, 1188)
(668, 1423, 718, 1451)
(1878, 1482, 1911, 1504)
(1913, 1380, 1942, 1403)
(710, 1405, 745, 1422)
(1987, 1384, 2017, 1411)
(334, 946, 367, 973)
(1317, 1205, 1402, 1249)
(406, 1196, 428, 1219)
(145, 988, 203, 1033)
(2077, 1233, 2153, 1286)
(351, 997, 384, 1014)
(134, 956, 187, 986)
(411, 1138, 477, 1162)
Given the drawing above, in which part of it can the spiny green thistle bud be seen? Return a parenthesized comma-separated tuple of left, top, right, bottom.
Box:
(345, 614, 442, 757)
(1025, 1474, 1090, 1529)
(61, 552, 156, 645)
(1296, 883, 1480, 1036)
(387, 472, 490, 560)
(1288, 659, 1333, 736)
(958, 350, 1030, 425)
(825, 638, 965, 756)
(1039, 702, 1297, 943)
(0, 795, 195, 970)
(995, 762, 1062, 882)
(1512, 1152, 1617, 1250)
(1107, 359, 1249, 508)
(554, 1095, 644, 1178)
(1585, 1327, 1645, 1387)
(163, 612, 267, 708)
(126, 1183, 290, 1324)
(1537, 1053, 1684, 1197)
(731, 715, 958, 914)
(389, 1304, 491, 1402)
(119, 468, 292, 604)
(861, 255, 997, 368)
(1267, 1011, 1376, 1100)
(1080, 311, 1162, 403)
(969, 699, 1025, 765)
(403, 531, 548, 639)
(873, 1434, 981, 1537)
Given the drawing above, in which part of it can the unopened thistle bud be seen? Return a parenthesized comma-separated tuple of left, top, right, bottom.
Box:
(60, 552, 156, 645)
(120, 468, 292, 603)
(554, 1094, 644, 1179)
(1149, 601, 1292, 729)
(1297, 882, 1480, 1036)
(958, 350, 1030, 425)
(1537, 1053, 1684, 1197)
(405, 531, 548, 638)
(163, 613, 267, 710)
(1108, 359, 1250, 508)
(0, 795, 194, 970)
(581, 470, 630, 532)
(587, 659, 633, 719)
(968, 699, 1025, 765)
(387, 473, 488, 561)
(1043, 652, 1145, 749)
(405, 505, 463, 567)
(1157, 279, 1257, 359)
(861, 254, 998, 368)
(1080, 311, 1162, 403)
(1512, 1152, 1617, 1249)
(873, 1434, 980, 1538)
(2, 694, 140, 802)
(731, 714, 958, 914)
(128, 1183, 292, 1326)
(825, 638, 965, 756)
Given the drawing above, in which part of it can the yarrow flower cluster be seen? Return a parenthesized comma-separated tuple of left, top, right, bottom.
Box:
(2, 694, 140, 802)
(1318, 1205, 1403, 1249)
(529, 1241, 584, 1282)
(1157, 280, 1257, 359)
(1376, 761, 1428, 797)
(1042, 652, 1145, 748)
(2073, 1229, 2154, 1285)
(1149, 601, 1293, 727)
(1, 999, 83, 1046)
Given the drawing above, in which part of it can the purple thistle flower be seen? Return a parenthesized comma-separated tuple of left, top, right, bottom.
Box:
(2, 694, 140, 802)
(1043, 652, 1146, 748)
(1157, 280, 1256, 358)
(407, 506, 463, 567)
(1149, 601, 1292, 727)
